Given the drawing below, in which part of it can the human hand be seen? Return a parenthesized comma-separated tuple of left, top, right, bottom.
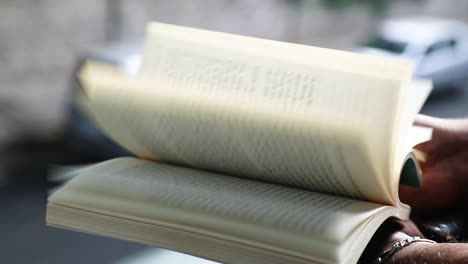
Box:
(360, 218, 468, 264)
(358, 219, 423, 264)
(400, 114, 468, 215)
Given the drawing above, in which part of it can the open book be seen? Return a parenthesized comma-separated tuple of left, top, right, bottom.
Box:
(46, 22, 433, 264)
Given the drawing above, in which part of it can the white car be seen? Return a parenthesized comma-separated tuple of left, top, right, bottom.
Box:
(358, 17, 468, 90)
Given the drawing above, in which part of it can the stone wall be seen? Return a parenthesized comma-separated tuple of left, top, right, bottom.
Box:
(0, 0, 108, 143)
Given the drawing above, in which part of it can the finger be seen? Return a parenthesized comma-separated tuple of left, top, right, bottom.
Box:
(399, 168, 443, 212)
(414, 114, 444, 128)
(358, 218, 410, 263)
(414, 141, 432, 155)
(396, 219, 424, 237)
(414, 141, 441, 163)
(399, 184, 438, 215)
(399, 170, 458, 215)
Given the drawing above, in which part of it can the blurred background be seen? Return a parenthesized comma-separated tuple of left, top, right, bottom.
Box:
(2, 0, 468, 263)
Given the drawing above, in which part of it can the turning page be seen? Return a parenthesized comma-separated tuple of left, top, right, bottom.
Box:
(79, 23, 416, 204)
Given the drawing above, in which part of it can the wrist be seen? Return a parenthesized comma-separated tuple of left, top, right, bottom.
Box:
(383, 232, 410, 252)
(388, 242, 468, 264)
(385, 242, 429, 264)
(376, 236, 437, 264)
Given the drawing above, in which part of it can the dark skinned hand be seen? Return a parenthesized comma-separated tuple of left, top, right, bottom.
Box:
(400, 114, 468, 215)
(360, 115, 468, 263)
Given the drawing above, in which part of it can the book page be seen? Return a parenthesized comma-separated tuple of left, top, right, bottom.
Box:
(80, 23, 415, 204)
(48, 158, 407, 264)
(389, 80, 432, 199)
